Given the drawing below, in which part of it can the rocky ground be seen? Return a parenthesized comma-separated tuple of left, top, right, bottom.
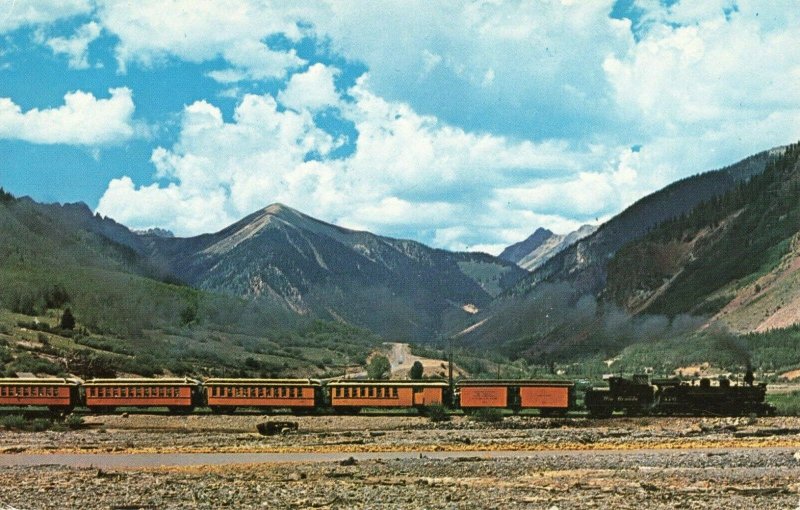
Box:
(1, 414, 800, 508)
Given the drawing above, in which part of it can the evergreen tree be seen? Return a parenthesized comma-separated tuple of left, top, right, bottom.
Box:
(60, 308, 76, 330)
(409, 360, 424, 380)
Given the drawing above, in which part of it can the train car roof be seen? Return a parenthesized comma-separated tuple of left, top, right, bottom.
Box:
(456, 379, 574, 387)
(84, 377, 201, 385)
(203, 378, 322, 386)
(328, 380, 449, 387)
(0, 377, 82, 386)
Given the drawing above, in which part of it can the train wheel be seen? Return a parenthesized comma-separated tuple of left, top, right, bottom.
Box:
(588, 406, 613, 419)
(333, 407, 360, 415)
(88, 407, 115, 414)
(48, 406, 74, 418)
(168, 406, 194, 415)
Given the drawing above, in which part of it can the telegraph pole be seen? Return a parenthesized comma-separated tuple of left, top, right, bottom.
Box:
(447, 336, 454, 406)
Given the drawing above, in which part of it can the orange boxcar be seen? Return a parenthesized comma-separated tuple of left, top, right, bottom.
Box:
(204, 378, 321, 412)
(519, 383, 572, 409)
(0, 378, 81, 412)
(328, 381, 447, 410)
(458, 385, 508, 408)
(458, 380, 574, 412)
(83, 378, 200, 411)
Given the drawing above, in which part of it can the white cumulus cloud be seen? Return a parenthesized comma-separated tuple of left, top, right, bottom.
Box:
(96, 75, 605, 250)
(278, 63, 340, 112)
(44, 21, 102, 69)
(0, 0, 91, 33)
(0, 87, 138, 145)
(96, 0, 307, 78)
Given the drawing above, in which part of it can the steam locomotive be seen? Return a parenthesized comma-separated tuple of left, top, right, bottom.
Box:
(584, 374, 776, 417)
(0, 373, 776, 417)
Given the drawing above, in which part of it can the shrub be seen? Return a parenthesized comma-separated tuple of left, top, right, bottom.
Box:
(366, 355, 391, 380)
(29, 418, 51, 432)
(64, 414, 84, 429)
(0, 415, 28, 430)
(470, 407, 504, 423)
(425, 404, 451, 423)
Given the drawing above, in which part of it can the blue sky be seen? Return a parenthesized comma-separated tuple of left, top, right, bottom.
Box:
(1, 1, 799, 254)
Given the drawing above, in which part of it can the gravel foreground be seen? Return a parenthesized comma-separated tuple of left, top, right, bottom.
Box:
(1, 414, 800, 509)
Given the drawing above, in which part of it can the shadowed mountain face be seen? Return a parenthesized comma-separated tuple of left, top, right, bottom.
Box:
(512, 148, 778, 297)
(143, 204, 527, 341)
(458, 146, 785, 357)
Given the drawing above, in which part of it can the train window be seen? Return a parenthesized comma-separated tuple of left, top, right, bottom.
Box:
(0, 387, 5, 397)
(392, 388, 399, 398)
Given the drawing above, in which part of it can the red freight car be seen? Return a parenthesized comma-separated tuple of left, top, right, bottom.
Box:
(0, 378, 81, 413)
(83, 378, 201, 412)
(328, 380, 448, 412)
(457, 380, 575, 415)
(204, 378, 322, 413)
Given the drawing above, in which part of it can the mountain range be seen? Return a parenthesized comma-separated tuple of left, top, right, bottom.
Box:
(2, 141, 800, 375)
(457, 144, 799, 365)
(140, 203, 526, 341)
